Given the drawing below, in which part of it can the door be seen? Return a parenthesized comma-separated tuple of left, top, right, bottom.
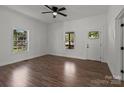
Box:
(87, 31, 101, 61)
(121, 18, 124, 80)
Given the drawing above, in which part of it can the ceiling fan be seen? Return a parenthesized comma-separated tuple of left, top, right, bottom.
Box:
(42, 5, 67, 18)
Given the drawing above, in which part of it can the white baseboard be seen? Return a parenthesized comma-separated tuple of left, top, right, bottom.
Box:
(0, 53, 47, 67)
(47, 53, 106, 63)
(113, 75, 121, 80)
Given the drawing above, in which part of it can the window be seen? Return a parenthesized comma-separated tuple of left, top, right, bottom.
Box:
(13, 28, 28, 53)
(88, 31, 99, 39)
(65, 32, 75, 49)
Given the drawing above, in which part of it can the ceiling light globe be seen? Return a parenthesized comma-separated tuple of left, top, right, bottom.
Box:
(53, 12, 57, 16)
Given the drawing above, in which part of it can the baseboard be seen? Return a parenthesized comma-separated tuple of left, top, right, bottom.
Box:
(0, 53, 47, 67)
(47, 53, 106, 63)
(113, 75, 121, 80)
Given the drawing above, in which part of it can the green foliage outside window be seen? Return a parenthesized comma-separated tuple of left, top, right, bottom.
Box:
(65, 32, 75, 49)
(88, 31, 99, 39)
(13, 28, 28, 53)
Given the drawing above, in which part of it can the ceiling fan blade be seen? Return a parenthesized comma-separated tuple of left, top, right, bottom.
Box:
(58, 7, 66, 11)
(44, 5, 53, 11)
(42, 11, 53, 14)
(58, 12, 67, 17)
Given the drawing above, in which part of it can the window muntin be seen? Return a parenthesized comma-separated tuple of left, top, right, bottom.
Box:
(88, 31, 99, 39)
(13, 28, 28, 53)
(65, 32, 75, 49)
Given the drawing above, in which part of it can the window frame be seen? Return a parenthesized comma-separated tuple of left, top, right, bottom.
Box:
(88, 31, 99, 39)
(65, 32, 75, 49)
(12, 28, 29, 53)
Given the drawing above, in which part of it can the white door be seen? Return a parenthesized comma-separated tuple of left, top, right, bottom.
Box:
(121, 18, 124, 80)
(87, 31, 101, 61)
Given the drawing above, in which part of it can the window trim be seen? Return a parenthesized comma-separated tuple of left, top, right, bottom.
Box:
(12, 27, 29, 54)
(65, 32, 75, 49)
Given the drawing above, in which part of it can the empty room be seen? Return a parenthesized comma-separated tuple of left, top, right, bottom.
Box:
(0, 4, 124, 87)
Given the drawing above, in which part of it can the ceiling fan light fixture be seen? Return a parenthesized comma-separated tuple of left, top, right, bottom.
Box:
(42, 5, 67, 18)
(53, 12, 57, 16)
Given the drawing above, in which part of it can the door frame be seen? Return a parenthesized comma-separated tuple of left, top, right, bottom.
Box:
(115, 8, 124, 81)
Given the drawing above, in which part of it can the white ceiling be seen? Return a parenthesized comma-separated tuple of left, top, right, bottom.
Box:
(6, 5, 109, 23)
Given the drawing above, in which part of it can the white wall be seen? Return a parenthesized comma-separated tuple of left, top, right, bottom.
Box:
(0, 5, 123, 80)
(0, 6, 48, 66)
(47, 14, 108, 62)
(107, 6, 124, 80)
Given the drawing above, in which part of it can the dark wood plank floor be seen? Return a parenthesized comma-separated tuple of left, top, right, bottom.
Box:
(0, 55, 123, 87)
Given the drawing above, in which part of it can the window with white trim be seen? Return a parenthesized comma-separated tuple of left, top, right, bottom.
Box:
(65, 32, 75, 49)
(13, 28, 28, 53)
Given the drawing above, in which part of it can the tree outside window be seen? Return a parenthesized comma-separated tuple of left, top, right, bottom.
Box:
(88, 31, 99, 39)
(13, 28, 28, 53)
(65, 32, 75, 49)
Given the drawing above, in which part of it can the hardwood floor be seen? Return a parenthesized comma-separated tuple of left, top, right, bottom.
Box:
(0, 55, 123, 87)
